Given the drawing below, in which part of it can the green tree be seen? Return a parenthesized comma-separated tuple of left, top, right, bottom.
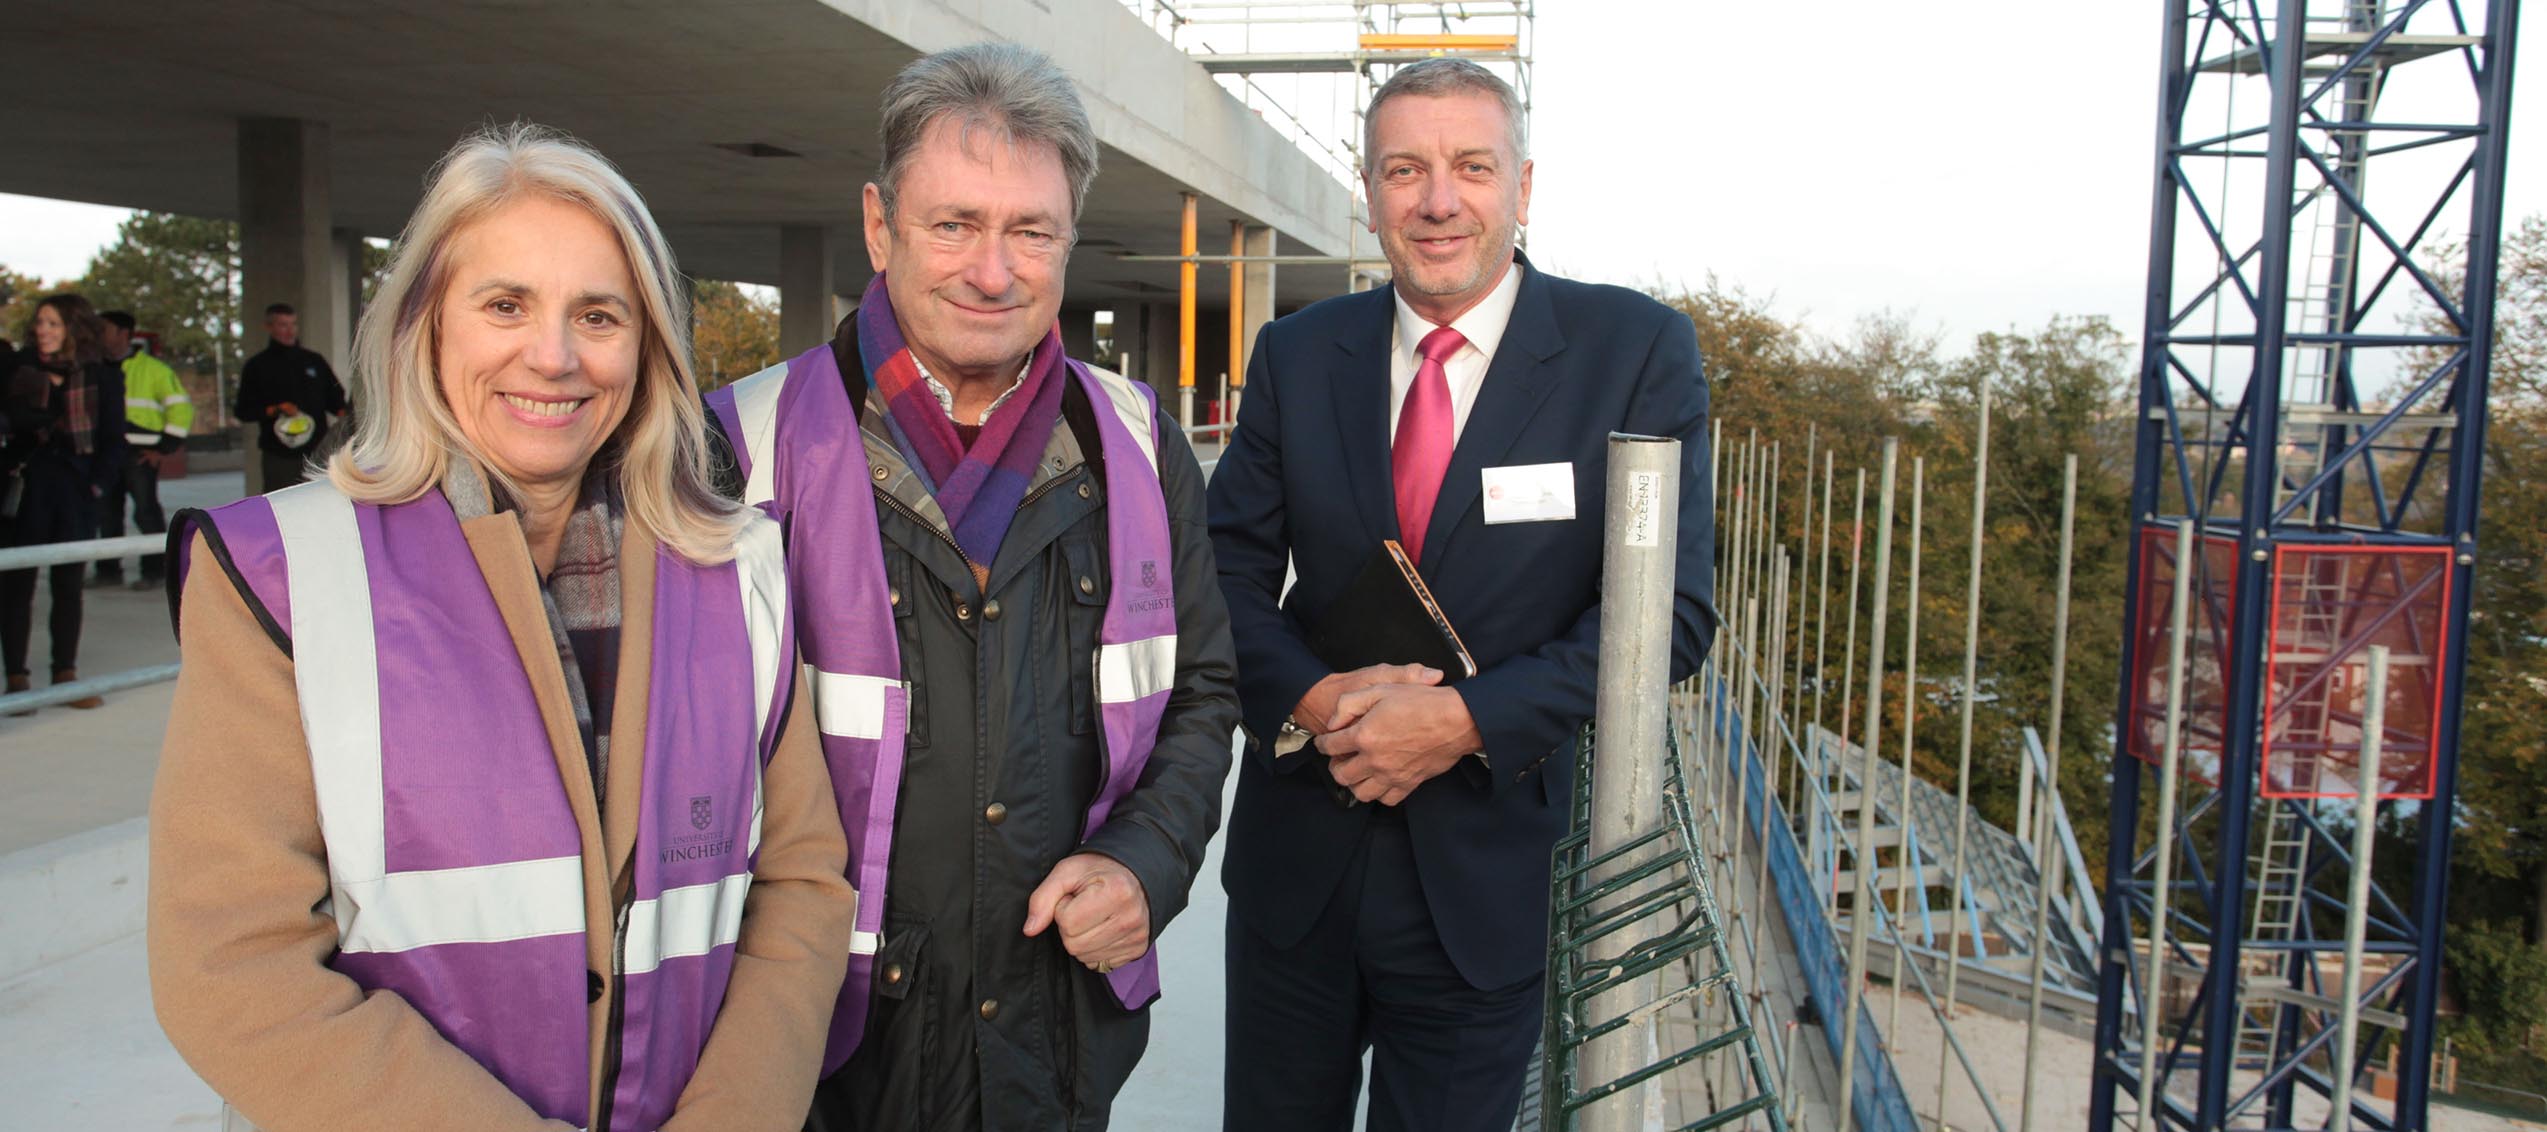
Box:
(1916, 317, 2135, 873)
(76, 212, 244, 391)
(2421, 216, 2547, 959)
(0, 265, 76, 346)
(78, 213, 247, 433)
(690, 279, 781, 391)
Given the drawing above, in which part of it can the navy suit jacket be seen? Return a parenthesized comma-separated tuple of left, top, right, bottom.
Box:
(1207, 257, 1716, 989)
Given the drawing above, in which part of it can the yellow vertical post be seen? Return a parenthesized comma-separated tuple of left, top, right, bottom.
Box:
(1227, 220, 1245, 432)
(1178, 192, 1198, 426)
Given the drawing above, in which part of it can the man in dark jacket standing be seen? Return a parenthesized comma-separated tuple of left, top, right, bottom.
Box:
(1208, 60, 1715, 1132)
(704, 44, 1239, 1132)
(231, 302, 347, 492)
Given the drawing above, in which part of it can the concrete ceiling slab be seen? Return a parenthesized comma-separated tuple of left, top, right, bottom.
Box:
(11, 0, 1361, 307)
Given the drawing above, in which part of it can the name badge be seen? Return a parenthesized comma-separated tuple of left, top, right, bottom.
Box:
(1481, 462, 1576, 525)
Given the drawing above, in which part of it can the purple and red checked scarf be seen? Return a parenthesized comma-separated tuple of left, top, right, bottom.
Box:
(858, 273, 1068, 577)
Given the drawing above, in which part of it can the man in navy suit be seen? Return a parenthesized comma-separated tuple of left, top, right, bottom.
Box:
(1207, 57, 1715, 1132)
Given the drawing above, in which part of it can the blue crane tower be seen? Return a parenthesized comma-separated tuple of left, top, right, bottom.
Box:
(2090, 2, 2520, 1129)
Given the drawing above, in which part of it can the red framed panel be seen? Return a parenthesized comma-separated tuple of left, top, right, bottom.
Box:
(2259, 544, 2452, 800)
(2125, 526, 2242, 786)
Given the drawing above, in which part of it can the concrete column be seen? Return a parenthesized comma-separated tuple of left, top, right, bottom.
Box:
(238, 117, 333, 495)
(1126, 303, 1149, 392)
(778, 224, 835, 355)
(1141, 301, 1180, 405)
(1058, 307, 1098, 361)
(328, 227, 363, 375)
(1239, 225, 1277, 379)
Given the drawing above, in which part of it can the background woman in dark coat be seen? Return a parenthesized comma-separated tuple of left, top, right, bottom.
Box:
(3, 293, 126, 709)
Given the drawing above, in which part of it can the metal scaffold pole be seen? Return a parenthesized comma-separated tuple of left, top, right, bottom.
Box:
(1810, 452, 1835, 798)
(1581, 433, 1682, 1132)
(1938, 373, 1992, 1059)
(2330, 646, 2389, 1132)
(2042, 454, 2077, 910)
(2135, 519, 2197, 1132)
(1886, 457, 1924, 1050)
(1791, 425, 1817, 743)
(1177, 191, 1197, 427)
(2019, 454, 2079, 1132)
(1836, 438, 1899, 1132)
(1838, 469, 1868, 782)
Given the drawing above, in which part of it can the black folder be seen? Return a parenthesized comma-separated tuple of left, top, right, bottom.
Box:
(1305, 540, 1478, 682)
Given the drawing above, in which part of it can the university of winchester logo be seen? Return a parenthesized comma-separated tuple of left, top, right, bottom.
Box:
(1141, 559, 1158, 589)
(690, 794, 713, 831)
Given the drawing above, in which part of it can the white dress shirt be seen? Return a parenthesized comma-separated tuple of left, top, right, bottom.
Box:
(912, 355, 1031, 424)
(1386, 261, 1526, 445)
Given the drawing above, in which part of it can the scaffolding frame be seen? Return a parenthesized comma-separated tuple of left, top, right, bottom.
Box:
(2089, 3, 2520, 1130)
(1116, 0, 1536, 292)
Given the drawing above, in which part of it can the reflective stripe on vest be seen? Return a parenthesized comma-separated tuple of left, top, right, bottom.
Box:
(1070, 360, 1176, 1012)
(709, 354, 908, 1072)
(122, 353, 193, 434)
(185, 481, 793, 1130)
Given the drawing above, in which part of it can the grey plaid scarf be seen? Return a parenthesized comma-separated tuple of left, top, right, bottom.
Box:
(445, 457, 625, 793)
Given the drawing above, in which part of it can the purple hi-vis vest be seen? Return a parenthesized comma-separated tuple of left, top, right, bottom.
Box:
(706, 343, 1177, 1071)
(172, 482, 795, 1132)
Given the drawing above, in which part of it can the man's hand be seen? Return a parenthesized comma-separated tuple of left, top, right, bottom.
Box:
(138, 450, 165, 469)
(1023, 852, 1151, 974)
(1290, 663, 1442, 736)
(1316, 684, 1484, 806)
(267, 401, 299, 418)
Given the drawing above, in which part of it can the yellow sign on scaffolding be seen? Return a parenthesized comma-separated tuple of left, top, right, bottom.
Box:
(1356, 33, 1520, 54)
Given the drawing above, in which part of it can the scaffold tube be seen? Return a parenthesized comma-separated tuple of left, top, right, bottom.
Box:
(2330, 646, 2389, 1132)
(1582, 433, 1684, 1132)
(1836, 437, 1899, 1132)
(2134, 519, 2199, 1131)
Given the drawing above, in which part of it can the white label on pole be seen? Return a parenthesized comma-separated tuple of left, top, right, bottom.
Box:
(1624, 470, 1663, 547)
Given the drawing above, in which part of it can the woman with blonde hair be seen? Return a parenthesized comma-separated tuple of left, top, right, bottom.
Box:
(148, 123, 854, 1131)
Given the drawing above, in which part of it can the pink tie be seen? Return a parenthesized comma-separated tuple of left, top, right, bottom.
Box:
(1392, 325, 1467, 558)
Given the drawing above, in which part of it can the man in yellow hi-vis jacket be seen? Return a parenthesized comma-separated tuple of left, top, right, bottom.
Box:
(95, 311, 193, 589)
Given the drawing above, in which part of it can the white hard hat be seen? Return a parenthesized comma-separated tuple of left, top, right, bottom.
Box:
(275, 410, 317, 450)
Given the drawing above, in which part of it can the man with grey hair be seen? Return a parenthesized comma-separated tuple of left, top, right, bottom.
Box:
(703, 42, 1239, 1132)
(1209, 58, 1715, 1130)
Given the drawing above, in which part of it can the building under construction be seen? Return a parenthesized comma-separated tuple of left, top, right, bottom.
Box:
(1527, 2, 2527, 1130)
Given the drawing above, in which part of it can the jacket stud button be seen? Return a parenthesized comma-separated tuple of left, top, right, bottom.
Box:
(955, 602, 973, 621)
(1077, 575, 1096, 596)
(983, 599, 1002, 621)
(882, 963, 906, 986)
(889, 586, 902, 608)
(872, 463, 889, 482)
(979, 998, 1000, 1021)
(1076, 482, 1092, 499)
(984, 801, 1008, 826)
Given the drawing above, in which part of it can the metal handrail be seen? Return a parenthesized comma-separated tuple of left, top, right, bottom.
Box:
(0, 663, 181, 714)
(2454, 1079, 2547, 1116)
(0, 533, 163, 572)
(0, 533, 179, 715)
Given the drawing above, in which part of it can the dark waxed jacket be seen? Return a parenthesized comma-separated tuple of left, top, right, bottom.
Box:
(770, 320, 1240, 1132)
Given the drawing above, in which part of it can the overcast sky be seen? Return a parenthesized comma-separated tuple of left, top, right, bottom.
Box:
(7, 2, 2544, 354)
